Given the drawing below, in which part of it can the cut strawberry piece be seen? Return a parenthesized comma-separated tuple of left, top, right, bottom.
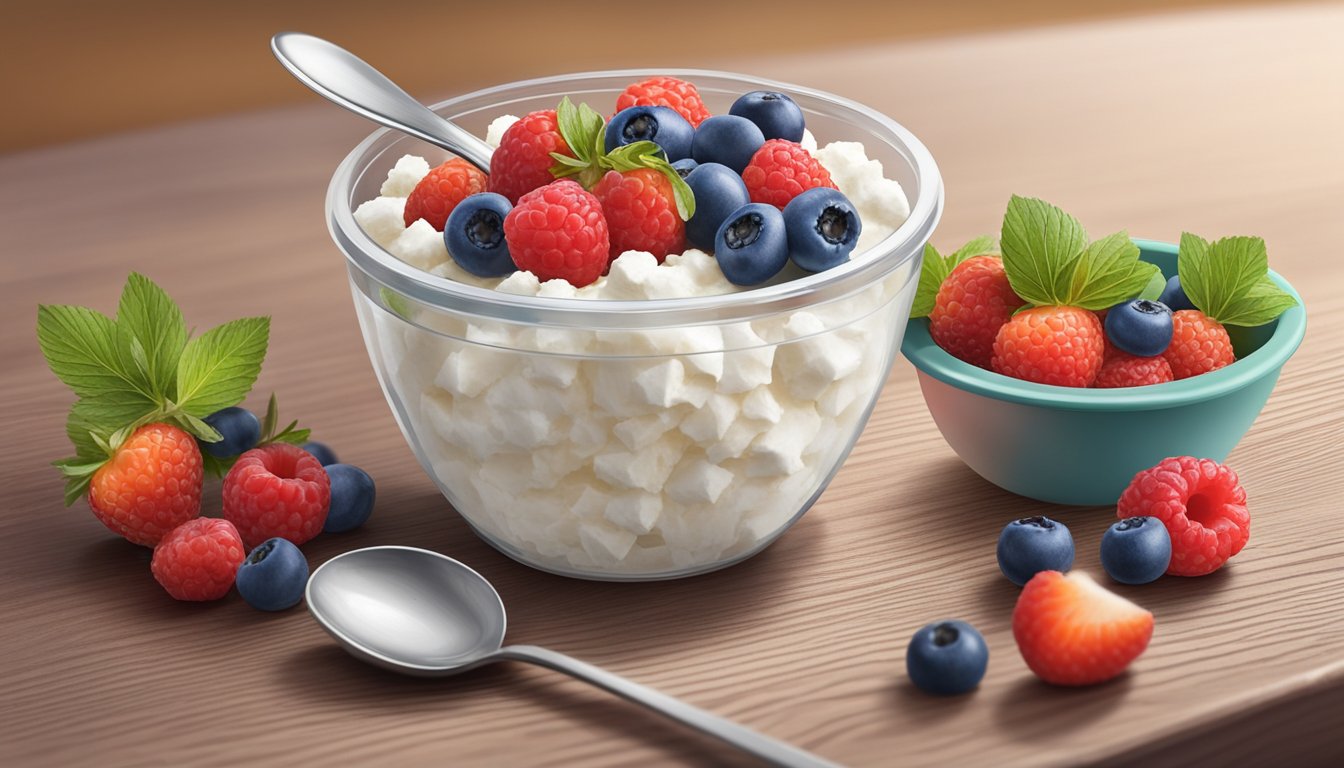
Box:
(1012, 571, 1154, 686)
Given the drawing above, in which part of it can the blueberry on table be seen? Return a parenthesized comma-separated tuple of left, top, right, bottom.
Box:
(605, 106, 693, 162)
(1101, 516, 1172, 585)
(997, 516, 1075, 587)
(1159, 275, 1196, 311)
(729, 90, 806, 143)
(683, 162, 750, 250)
(236, 538, 309, 611)
(301, 441, 339, 466)
(906, 620, 989, 696)
(714, 203, 789, 286)
(199, 406, 261, 458)
(782, 187, 862, 272)
(1105, 299, 1174, 357)
(445, 192, 516, 277)
(324, 463, 376, 533)
(691, 115, 765, 174)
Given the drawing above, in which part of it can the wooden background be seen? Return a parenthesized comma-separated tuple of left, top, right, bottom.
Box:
(2, 2, 1343, 766)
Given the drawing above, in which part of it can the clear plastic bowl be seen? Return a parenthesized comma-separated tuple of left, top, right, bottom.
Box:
(327, 70, 942, 580)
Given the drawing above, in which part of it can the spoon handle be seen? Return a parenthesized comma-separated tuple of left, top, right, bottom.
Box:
(495, 644, 842, 768)
(270, 32, 493, 171)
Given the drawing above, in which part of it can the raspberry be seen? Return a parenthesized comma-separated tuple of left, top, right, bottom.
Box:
(87, 423, 202, 547)
(593, 169, 684, 262)
(615, 76, 711, 127)
(487, 110, 573, 204)
(504, 180, 610, 287)
(151, 518, 246, 601)
(403, 159, 488, 231)
(1164, 310, 1235, 379)
(740, 139, 836, 209)
(1093, 352, 1174, 388)
(929, 256, 1026, 369)
(223, 443, 331, 549)
(1117, 456, 1250, 576)
(991, 305, 1105, 387)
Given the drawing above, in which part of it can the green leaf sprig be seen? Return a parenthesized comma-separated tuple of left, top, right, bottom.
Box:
(910, 236, 997, 318)
(1177, 233, 1296, 326)
(200, 393, 311, 478)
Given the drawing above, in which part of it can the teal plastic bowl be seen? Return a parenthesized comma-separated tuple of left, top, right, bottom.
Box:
(900, 239, 1306, 506)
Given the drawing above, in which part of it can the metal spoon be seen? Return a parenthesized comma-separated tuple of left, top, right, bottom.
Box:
(270, 32, 493, 172)
(306, 546, 839, 767)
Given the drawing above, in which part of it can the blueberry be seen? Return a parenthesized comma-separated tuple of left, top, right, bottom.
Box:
(670, 158, 698, 179)
(714, 204, 789, 286)
(1159, 275, 1196, 311)
(684, 163, 750, 250)
(1101, 516, 1172, 585)
(324, 463, 376, 533)
(605, 106, 693, 162)
(301, 441, 338, 466)
(1105, 299, 1174, 357)
(906, 620, 989, 696)
(199, 406, 261, 458)
(444, 193, 515, 277)
(782, 187, 863, 272)
(997, 516, 1074, 587)
(729, 90, 805, 143)
(236, 538, 309, 611)
(691, 115, 765, 174)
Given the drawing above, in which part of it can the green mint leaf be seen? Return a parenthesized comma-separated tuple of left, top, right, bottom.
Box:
(63, 476, 92, 508)
(54, 459, 105, 479)
(552, 97, 605, 172)
(37, 304, 157, 408)
(261, 392, 279, 440)
(175, 316, 269, 417)
(1214, 275, 1298, 326)
(115, 273, 187, 398)
(1000, 195, 1088, 306)
(947, 236, 997, 266)
(1139, 267, 1167, 301)
(1066, 231, 1155, 309)
(201, 452, 234, 479)
(1179, 234, 1269, 321)
(601, 142, 696, 220)
(178, 411, 223, 443)
(66, 398, 151, 459)
(911, 244, 950, 318)
(269, 422, 312, 446)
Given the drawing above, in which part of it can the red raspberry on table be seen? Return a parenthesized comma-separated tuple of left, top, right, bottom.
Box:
(1013, 571, 1154, 686)
(223, 443, 331, 549)
(615, 76, 711, 127)
(929, 255, 1026, 369)
(1164, 310, 1235, 380)
(504, 180, 611, 287)
(1117, 456, 1250, 576)
(1093, 351, 1174, 388)
(991, 305, 1105, 387)
(87, 423, 202, 547)
(488, 110, 573, 204)
(403, 158, 488, 230)
(151, 518, 246, 601)
(741, 139, 836, 209)
(593, 169, 684, 262)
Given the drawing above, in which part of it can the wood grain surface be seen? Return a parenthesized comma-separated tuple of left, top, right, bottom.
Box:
(2, 4, 1343, 766)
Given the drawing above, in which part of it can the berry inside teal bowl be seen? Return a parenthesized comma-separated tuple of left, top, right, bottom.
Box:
(899, 239, 1306, 506)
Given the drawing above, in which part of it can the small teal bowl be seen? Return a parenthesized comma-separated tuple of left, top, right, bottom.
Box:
(900, 239, 1306, 506)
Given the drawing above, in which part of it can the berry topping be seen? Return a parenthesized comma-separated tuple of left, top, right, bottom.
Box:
(926, 253, 1024, 369)
(1012, 571, 1154, 686)
(503, 180, 611, 288)
(605, 106, 693, 162)
(906, 620, 989, 696)
(782, 187, 862, 273)
(223, 443, 332, 548)
(151, 518, 246, 601)
(199, 406, 261, 458)
(729, 90, 806, 143)
(594, 168, 686, 262)
(488, 109, 573, 204)
(1117, 456, 1250, 576)
(614, 76, 711, 127)
(1093, 351, 1174, 388)
(742, 139, 836, 210)
(324, 463, 376, 533)
(683, 162, 750, 251)
(1101, 516, 1172, 585)
(1158, 274, 1195, 311)
(691, 115, 766, 175)
(236, 537, 309, 611)
(1104, 299, 1173, 357)
(445, 192, 516, 277)
(403, 158, 488, 231)
(996, 516, 1075, 587)
(991, 306, 1106, 387)
(713, 203, 789, 286)
(1163, 310, 1235, 379)
(88, 423, 203, 547)
(301, 441, 339, 466)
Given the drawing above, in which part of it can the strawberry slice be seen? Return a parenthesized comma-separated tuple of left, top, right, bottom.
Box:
(1012, 571, 1154, 686)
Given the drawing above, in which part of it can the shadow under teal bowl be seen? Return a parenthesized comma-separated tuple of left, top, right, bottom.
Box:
(899, 239, 1307, 506)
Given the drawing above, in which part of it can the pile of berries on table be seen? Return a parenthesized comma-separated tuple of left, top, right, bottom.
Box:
(403, 76, 864, 288)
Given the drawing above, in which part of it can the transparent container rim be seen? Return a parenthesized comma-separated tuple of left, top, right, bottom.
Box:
(326, 68, 943, 329)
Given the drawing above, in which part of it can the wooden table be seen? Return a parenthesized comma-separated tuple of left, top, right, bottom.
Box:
(3, 4, 1341, 766)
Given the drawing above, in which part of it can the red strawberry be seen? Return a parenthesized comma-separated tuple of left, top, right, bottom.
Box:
(403, 158, 488, 230)
(223, 443, 331, 548)
(1093, 352, 1174, 388)
(488, 110, 574, 204)
(615, 76, 711, 127)
(741, 139, 836, 209)
(991, 306, 1105, 387)
(87, 423, 203, 547)
(504, 180, 611, 287)
(593, 169, 684, 262)
(930, 255, 1026, 369)
(1117, 456, 1250, 576)
(151, 518, 246, 601)
(1013, 571, 1154, 686)
(1164, 309, 1235, 379)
